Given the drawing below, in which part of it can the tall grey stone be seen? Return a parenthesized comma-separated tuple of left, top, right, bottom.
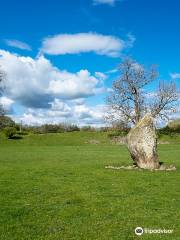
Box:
(127, 114, 160, 169)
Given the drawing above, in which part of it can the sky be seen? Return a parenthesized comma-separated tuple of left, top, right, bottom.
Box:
(0, 0, 180, 126)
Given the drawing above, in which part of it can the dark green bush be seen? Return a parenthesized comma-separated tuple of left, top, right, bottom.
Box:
(17, 131, 28, 135)
(14, 124, 20, 131)
(158, 119, 180, 136)
(3, 127, 16, 139)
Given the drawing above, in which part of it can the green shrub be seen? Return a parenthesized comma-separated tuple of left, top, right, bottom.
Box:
(99, 127, 109, 132)
(31, 127, 44, 134)
(14, 124, 20, 131)
(158, 119, 180, 136)
(0, 116, 15, 129)
(168, 119, 180, 133)
(17, 131, 28, 135)
(3, 127, 16, 139)
(24, 123, 80, 134)
(108, 131, 128, 138)
(80, 126, 96, 132)
(65, 124, 80, 132)
(41, 124, 60, 133)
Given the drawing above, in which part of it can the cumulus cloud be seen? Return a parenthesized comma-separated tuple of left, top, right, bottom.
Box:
(170, 73, 180, 79)
(0, 96, 14, 113)
(0, 49, 104, 109)
(69, 98, 85, 105)
(16, 102, 106, 127)
(5, 39, 31, 51)
(41, 32, 129, 57)
(48, 69, 101, 98)
(93, 0, 118, 6)
(74, 104, 106, 125)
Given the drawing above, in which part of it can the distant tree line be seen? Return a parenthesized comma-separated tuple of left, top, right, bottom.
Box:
(0, 115, 180, 139)
(0, 116, 107, 136)
(158, 119, 180, 135)
(21, 124, 109, 134)
(26, 123, 80, 134)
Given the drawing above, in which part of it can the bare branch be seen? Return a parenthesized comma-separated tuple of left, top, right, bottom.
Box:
(106, 57, 179, 127)
(151, 81, 178, 119)
(107, 57, 158, 125)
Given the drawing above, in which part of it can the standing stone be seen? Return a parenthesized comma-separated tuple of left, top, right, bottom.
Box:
(127, 114, 160, 169)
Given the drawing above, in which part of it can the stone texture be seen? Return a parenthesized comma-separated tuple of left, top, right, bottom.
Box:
(105, 165, 139, 170)
(105, 164, 176, 171)
(127, 113, 160, 169)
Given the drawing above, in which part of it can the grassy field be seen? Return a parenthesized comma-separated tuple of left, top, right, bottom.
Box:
(0, 132, 179, 240)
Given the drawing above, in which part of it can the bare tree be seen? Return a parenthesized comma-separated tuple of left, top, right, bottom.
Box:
(107, 58, 178, 126)
(150, 81, 178, 120)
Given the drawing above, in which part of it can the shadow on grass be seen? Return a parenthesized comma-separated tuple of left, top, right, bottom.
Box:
(9, 135, 23, 140)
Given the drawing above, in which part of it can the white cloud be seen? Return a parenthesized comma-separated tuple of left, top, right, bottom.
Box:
(41, 32, 127, 57)
(74, 104, 106, 124)
(15, 102, 106, 127)
(5, 39, 31, 51)
(69, 98, 85, 105)
(95, 72, 107, 81)
(19, 112, 45, 126)
(0, 49, 104, 109)
(0, 96, 14, 112)
(93, 0, 118, 6)
(50, 98, 71, 112)
(170, 73, 180, 79)
(106, 68, 118, 74)
(126, 33, 136, 48)
(48, 69, 102, 98)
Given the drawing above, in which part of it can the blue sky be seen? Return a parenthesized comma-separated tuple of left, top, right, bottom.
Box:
(0, 0, 179, 125)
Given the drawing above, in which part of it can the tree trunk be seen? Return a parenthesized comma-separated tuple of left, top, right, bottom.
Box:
(127, 113, 160, 169)
(134, 88, 141, 123)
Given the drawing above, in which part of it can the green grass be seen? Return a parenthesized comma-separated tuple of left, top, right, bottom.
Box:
(0, 132, 179, 240)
